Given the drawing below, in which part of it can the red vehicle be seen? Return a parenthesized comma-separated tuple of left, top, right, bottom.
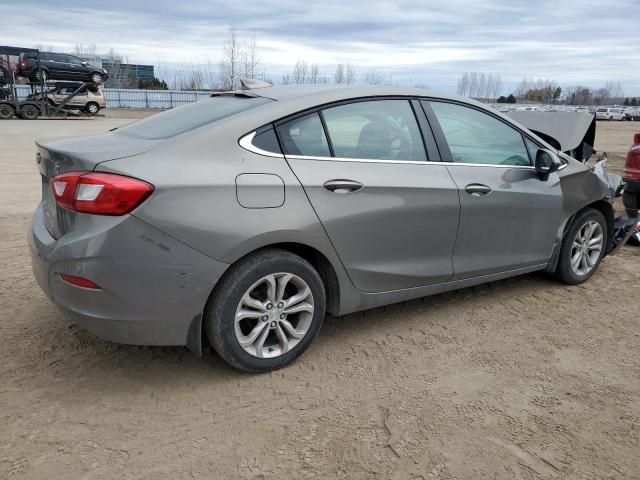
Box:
(623, 131, 640, 244)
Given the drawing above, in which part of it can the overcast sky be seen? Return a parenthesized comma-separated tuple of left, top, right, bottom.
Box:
(4, 0, 640, 94)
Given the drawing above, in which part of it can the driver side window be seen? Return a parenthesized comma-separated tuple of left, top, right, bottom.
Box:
(322, 100, 427, 161)
(429, 101, 531, 166)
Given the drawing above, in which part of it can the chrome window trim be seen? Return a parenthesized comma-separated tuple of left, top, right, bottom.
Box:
(238, 131, 285, 158)
(286, 154, 536, 169)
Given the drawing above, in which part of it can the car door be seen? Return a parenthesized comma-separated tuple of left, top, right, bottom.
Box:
(277, 99, 460, 293)
(66, 55, 87, 79)
(424, 100, 565, 280)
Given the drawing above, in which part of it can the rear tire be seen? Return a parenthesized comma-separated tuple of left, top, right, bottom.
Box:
(205, 249, 326, 372)
(19, 104, 39, 120)
(555, 208, 607, 285)
(0, 104, 14, 119)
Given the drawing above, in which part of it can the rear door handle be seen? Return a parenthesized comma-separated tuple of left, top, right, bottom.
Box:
(323, 179, 363, 194)
(464, 183, 492, 196)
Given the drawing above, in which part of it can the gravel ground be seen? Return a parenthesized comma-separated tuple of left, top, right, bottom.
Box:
(1, 116, 639, 479)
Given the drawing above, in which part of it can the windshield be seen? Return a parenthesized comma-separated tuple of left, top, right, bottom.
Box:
(116, 96, 272, 140)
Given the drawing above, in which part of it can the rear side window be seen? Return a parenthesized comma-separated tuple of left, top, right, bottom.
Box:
(322, 100, 426, 161)
(597, 108, 608, 112)
(276, 113, 331, 157)
(117, 96, 272, 140)
(429, 101, 531, 166)
(251, 127, 282, 154)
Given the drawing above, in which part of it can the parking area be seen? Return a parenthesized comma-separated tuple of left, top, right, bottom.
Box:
(1, 116, 639, 479)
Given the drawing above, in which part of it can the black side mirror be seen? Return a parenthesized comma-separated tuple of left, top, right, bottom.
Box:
(535, 149, 562, 181)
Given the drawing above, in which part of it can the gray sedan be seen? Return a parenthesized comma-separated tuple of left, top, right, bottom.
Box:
(29, 84, 636, 372)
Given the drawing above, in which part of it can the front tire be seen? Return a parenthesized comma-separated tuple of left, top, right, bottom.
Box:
(205, 249, 326, 372)
(555, 208, 607, 285)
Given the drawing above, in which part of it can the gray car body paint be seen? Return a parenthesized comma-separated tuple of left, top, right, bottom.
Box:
(29, 85, 631, 351)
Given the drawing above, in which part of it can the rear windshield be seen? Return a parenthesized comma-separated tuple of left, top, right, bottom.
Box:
(596, 108, 608, 112)
(116, 96, 272, 140)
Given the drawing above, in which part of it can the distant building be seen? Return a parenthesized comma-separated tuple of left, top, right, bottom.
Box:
(102, 60, 155, 87)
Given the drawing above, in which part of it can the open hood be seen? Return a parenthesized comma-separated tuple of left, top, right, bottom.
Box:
(507, 111, 596, 161)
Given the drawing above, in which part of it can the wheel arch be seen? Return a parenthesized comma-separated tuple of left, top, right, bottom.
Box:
(213, 242, 341, 316)
(584, 200, 615, 250)
(193, 242, 343, 359)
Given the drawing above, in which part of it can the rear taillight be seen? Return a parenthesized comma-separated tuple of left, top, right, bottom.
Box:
(624, 146, 640, 180)
(623, 132, 640, 181)
(19, 60, 27, 68)
(51, 172, 153, 215)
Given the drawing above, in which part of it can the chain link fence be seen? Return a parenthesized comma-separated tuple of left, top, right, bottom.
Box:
(14, 85, 212, 109)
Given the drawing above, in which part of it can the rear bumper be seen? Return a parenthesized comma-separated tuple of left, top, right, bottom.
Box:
(29, 204, 229, 351)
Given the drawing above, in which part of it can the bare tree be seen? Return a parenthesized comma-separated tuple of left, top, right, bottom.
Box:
(605, 81, 624, 104)
(345, 63, 355, 84)
(220, 27, 240, 90)
(292, 59, 308, 84)
(334, 64, 345, 84)
(242, 36, 260, 79)
(308, 64, 320, 84)
(281, 73, 291, 85)
(364, 70, 385, 85)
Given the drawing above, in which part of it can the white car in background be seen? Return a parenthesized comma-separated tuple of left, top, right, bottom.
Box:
(596, 107, 625, 121)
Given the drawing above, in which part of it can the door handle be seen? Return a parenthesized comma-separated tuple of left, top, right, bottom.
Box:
(464, 183, 492, 196)
(323, 179, 363, 193)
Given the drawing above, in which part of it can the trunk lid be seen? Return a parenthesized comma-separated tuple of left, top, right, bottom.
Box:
(37, 131, 159, 238)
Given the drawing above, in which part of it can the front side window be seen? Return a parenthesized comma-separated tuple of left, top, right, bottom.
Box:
(429, 101, 531, 166)
(68, 56, 83, 65)
(276, 113, 331, 157)
(322, 100, 426, 161)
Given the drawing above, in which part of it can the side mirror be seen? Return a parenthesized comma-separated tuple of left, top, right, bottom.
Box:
(81, 61, 87, 66)
(535, 149, 562, 181)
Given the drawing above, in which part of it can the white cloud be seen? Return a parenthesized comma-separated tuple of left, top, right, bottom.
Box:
(3, 0, 639, 94)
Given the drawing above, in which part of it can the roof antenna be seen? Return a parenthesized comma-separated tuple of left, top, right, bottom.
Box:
(240, 78, 272, 90)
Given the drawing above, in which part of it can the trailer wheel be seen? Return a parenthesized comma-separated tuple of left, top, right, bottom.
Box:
(0, 104, 14, 119)
(85, 102, 100, 115)
(20, 105, 39, 120)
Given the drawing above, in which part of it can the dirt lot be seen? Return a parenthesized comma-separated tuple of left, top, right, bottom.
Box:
(1, 115, 639, 479)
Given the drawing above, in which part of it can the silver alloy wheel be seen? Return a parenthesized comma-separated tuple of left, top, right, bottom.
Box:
(234, 272, 314, 358)
(91, 73, 103, 84)
(87, 103, 99, 114)
(570, 220, 603, 276)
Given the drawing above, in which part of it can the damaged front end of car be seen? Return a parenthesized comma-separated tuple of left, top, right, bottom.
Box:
(510, 109, 639, 253)
(592, 153, 639, 254)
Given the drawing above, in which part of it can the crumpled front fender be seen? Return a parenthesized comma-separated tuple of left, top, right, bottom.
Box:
(593, 155, 640, 253)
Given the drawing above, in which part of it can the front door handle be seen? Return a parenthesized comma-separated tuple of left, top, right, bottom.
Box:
(464, 183, 492, 196)
(323, 179, 363, 194)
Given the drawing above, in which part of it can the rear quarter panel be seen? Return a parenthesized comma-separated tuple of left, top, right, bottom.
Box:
(95, 122, 354, 308)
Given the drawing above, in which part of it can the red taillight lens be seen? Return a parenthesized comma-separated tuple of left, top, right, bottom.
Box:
(59, 274, 101, 289)
(20, 60, 27, 68)
(51, 172, 153, 215)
